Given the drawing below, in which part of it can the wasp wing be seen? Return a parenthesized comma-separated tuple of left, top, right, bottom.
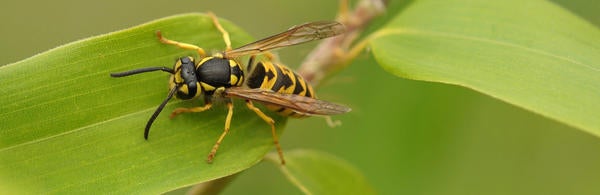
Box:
(224, 87, 351, 115)
(223, 21, 345, 58)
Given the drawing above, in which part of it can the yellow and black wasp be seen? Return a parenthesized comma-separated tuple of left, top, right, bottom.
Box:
(110, 13, 350, 164)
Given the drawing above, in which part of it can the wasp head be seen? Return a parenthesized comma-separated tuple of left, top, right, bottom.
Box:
(171, 56, 202, 100)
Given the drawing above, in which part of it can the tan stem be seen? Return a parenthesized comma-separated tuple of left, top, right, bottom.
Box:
(297, 0, 387, 86)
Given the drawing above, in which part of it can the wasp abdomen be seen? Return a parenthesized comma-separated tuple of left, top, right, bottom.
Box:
(246, 61, 315, 117)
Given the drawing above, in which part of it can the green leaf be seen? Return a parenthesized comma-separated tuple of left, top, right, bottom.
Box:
(265, 149, 375, 195)
(0, 13, 288, 193)
(368, 0, 600, 135)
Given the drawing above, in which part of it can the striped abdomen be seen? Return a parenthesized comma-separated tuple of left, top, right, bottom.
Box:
(245, 61, 314, 117)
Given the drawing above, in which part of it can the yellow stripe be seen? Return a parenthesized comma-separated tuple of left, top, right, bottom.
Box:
(299, 78, 309, 97)
(229, 60, 238, 68)
(230, 75, 239, 86)
(261, 61, 278, 90)
(278, 64, 297, 94)
(197, 56, 214, 68)
(201, 82, 216, 91)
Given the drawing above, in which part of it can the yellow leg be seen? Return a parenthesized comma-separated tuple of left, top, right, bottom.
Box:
(156, 31, 206, 56)
(169, 103, 212, 119)
(337, 0, 350, 22)
(207, 12, 232, 51)
(245, 100, 285, 165)
(207, 102, 234, 163)
(323, 116, 342, 127)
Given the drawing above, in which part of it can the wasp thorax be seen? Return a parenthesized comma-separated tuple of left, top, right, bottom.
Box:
(196, 57, 244, 95)
(172, 56, 201, 100)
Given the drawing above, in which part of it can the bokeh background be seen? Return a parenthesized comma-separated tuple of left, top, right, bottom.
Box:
(2, 0, 599, 194)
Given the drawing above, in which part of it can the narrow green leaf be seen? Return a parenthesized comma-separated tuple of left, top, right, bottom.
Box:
(0, 13, 287, 193)
(265, 149, 375, 195)
(369, 0, 600, 135)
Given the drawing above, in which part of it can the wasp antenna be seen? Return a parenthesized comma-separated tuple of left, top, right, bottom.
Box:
(144, 86, 178, 140)
(110, 67, 174, 77)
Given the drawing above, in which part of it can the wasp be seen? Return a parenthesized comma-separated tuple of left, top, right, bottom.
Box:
(110, 13, 350, 164)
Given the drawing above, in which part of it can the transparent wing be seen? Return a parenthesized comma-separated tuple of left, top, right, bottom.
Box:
(224, 87, 351, 115)
(223, 21, 345, 58)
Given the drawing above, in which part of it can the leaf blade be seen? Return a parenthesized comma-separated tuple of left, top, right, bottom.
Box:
(369, 0, 600, 135)
(266, 149, 375, 195)
(0, 13, 287, 193)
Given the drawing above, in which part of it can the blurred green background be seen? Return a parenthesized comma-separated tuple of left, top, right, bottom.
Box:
(2, 0, 599, 194)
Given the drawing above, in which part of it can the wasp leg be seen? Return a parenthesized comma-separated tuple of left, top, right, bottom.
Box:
(169, 104, 212, 118)
(207, 12, 232, 51)
(207, 100, 234, 163)
(244, 100, 285, 165)
(156, 31, 206, 56)
(324, 116, 342, 127)
(169, 97, 213, 118)
(337, 0, 350, 22)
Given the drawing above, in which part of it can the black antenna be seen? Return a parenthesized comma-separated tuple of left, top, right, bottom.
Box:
(110, 67, 174, 77)
(144, 86, 178, 140)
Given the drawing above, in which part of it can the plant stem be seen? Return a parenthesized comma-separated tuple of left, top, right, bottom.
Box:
(297, 0, 387, 86)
